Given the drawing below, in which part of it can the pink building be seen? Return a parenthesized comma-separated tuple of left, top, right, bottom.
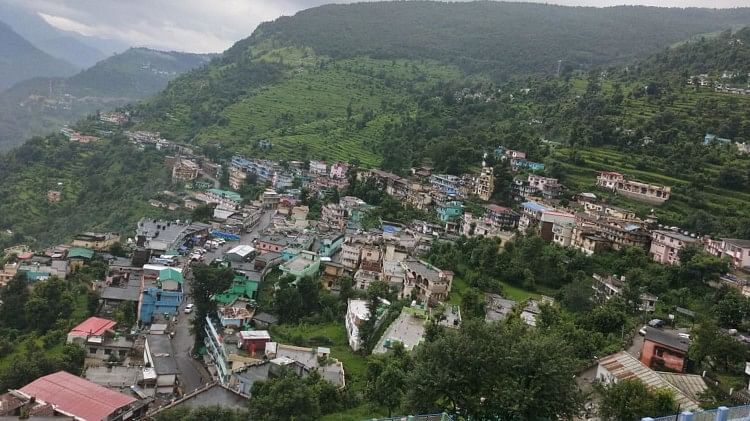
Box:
(329, 162, 349, 179)
(649, 230, 699, 265)
(705, 238, 750, 269)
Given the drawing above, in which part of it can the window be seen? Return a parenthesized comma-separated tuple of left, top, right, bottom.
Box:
(119, 350, 127, 357)
(104, 349, 112, 355)
(655, 348, 664, 357)
(89, 348, 97, 354)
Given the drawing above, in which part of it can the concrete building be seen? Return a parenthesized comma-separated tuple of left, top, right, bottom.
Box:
(72, 232, 121, 251)
(640, 329, 690, 373)
(143, 334, 180, 394)
(402, 259, 454, 305)
(280, 251, 321, 280)
(705, 238, 750, 269)
(172, 158, 200, 181)
(474, 164, 494, 201)
(597, 171, 671, 204)
(225, 245, 257, 262)
(650, 230, 700, 265)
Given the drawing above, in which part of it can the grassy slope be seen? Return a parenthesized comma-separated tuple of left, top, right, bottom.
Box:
(140, 44, 461, 167)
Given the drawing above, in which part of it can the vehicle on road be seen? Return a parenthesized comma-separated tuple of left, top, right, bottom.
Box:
(184, 303, 194, 314)
(648, 319, 665, 328)
(677, 332, 691, 340)
(639, 326, 648, 336)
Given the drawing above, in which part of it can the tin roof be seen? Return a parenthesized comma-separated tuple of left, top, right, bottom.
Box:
(68, 317, 116, 338)
(19, 371, 136, 421)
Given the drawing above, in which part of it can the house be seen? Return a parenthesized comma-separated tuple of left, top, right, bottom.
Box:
(539, 211, 575, 243)
(257, 235, 294, 253)
(265, 342, 346, 388)
(330, 162, 349, 179)
(704, 133, 732, 146)
(704, 238, 750, 269)
(309, 160, 328, 176)
(430, 174, 462, 198)
(437, 201, 463, 222)
(225, 245, 256, 262)
(485, 204, 519, 230)
(172, 158, 200, 181)
(147, 383, 248, 416)
(527, 175, 562, 199)
(72, 232, 121, 251)
(596, 352, 700, 411)
(0, 371, 147, 420)
(402, 259, 454, 305)
(67, 247, 95, 271)
(596, 171, 671, 204)
(341, 239, 363, 270)
(650, 230, 699, 265)
(214, 274, 260, 306)
(485, 293, 517, 322)
(354, 269, 382, 290)
(138, 268, 184, 322)
(144, 334, 180, 394)
(373, 306, 428, 354)
(67, 317, 133, 361)
(592, 273, 658, 312)
(280, 250, 321, 280)
(47, 190, 61, 202)
(318, 233, 345, 258)
(575, 213, 651, 251)
(201, 188, 242, 210)
(641, 329, 690, 373)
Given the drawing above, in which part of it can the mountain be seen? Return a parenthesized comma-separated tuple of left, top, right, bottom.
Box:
(3, 1, 750, 247)
(255, 2, 750, 78)
(0, 21, 77, 90)
(133, 1, 750, 153)
(0, 3, 128, 68)
(0, 48, 214, 150)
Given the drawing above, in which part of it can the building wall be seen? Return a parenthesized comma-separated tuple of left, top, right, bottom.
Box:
(640, 341, 686, 372)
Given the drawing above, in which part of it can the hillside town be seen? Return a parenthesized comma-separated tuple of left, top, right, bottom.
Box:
(2, 133, 750, 420)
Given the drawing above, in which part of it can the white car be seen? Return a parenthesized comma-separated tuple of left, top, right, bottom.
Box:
(638, 326, 648, 336)
(677, 332, 692, 340)
(184, 304, 194, 314)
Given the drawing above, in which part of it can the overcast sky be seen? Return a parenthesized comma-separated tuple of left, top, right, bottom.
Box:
(8, 0, 750, 53)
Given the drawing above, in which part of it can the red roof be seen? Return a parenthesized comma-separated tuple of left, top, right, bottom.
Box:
(19, 371, 136, 421)
(68, 317, 116, 337)
(485, 204, 511, 214)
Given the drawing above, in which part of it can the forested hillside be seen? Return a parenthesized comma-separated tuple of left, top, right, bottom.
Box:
(0, 21, 77, 90)
(0, 48, 213, 150)
(635, 27, 750, 82)
(256, 2, 750, 78)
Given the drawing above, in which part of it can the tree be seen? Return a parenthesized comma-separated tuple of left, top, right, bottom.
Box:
(713, 289, 748, 329)
(24, 277, 74, 332)
(373, 362, 406, 416)
(597, 379, 677, 421)
(191, 204, 215, 223)
(690, 321, 747, 372)
(678, 246, 728, 285)
(248, 370, 321, 421)
(406, 320, 581, 419)
(460, 288, 486, 320)
(190, 265, 234, 345)
(0, 274, 29, 330)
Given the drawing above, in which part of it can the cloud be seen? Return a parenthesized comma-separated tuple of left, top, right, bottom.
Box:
(10, 0, 750, 53)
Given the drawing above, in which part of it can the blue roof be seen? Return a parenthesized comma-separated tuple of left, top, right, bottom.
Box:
(382, 225, 401, 233)
(522, 201, 547, 212)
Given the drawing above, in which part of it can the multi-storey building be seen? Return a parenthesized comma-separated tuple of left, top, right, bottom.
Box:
(402, 259, 454, 305)
(429, 174, 462, 198)
(649, 230, 699, 265)
(485, 204, 520, 230)
(575, 213, 651, 251)
(704, 238, 750, 269)
(171, 158, 200, 181)
(597, 171, 671, 204)
(474, 164, 494, 201)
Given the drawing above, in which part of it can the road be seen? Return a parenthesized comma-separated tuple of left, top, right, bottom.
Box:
(170, 208, 274, 392)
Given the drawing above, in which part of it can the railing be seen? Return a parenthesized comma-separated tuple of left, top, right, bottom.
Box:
(643, 404, 750, 421)
(369, 413, 454, 421)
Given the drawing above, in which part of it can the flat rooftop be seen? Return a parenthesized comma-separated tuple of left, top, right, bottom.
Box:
(373, 308, 426, 354)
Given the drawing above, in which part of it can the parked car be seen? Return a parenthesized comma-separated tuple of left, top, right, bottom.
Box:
(639, 326, 648, 336)
(184, 303, 194, 314)
(648, 319, 665, 328)
(677, 332, 692, 340)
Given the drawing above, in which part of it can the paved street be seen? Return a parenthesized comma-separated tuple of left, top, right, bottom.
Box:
(170, 208, 274, 393)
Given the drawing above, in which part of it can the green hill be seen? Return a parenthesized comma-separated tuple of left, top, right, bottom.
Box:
(0, 48, 213, 151)
(0, 20, 77, 90)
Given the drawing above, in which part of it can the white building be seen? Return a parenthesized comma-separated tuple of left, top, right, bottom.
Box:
(345, 299, 370, 351)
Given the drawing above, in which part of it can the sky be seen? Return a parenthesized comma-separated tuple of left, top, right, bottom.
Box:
(7, 0, 750, 53)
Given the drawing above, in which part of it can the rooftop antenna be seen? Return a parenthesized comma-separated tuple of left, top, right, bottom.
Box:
(556, 60, 562, 77)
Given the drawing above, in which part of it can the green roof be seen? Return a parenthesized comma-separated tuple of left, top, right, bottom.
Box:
(158, 268, 184, 283)
(214, 275, 259, 305)
(208, 188, 242, 203)
(68, 247, 94, 260)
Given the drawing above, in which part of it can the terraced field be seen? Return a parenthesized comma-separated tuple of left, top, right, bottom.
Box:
(188, 53, 461, 167)
(553, 145, 750, 228)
